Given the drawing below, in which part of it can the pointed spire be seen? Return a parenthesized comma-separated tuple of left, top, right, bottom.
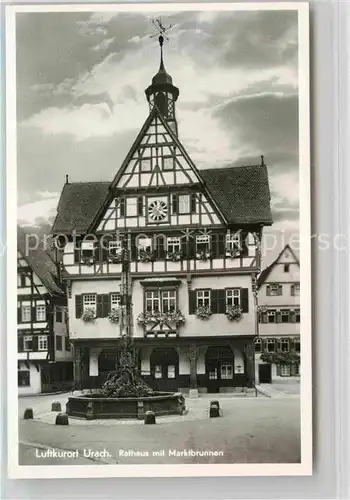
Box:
(152, 35, 173, 86)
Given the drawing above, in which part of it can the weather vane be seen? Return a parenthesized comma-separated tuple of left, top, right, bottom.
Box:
(150, 17, 174, 46)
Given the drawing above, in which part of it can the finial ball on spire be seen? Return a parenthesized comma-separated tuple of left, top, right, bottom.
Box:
(159, 35, 164, 46)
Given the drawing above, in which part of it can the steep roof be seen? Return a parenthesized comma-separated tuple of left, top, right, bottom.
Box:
(17, 225, 64, 296)
(51, 164, 272, 233)
(52, 182, 109, 233)
(257, 244, 300, 288)
(201, 164, 272, 225)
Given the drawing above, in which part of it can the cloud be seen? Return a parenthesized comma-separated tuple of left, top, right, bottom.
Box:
(16, 8, 300, 235)
(17, 193, 60, 227)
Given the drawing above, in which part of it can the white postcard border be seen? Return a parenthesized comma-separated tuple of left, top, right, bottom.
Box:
(6, 1, 311, 479)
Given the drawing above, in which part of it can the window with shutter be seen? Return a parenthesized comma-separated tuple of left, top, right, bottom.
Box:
(196, 289, 211, 308)
(23, 336, 33, 351)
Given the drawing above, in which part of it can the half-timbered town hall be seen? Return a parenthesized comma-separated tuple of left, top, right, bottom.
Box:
(52, 41, 272, 394)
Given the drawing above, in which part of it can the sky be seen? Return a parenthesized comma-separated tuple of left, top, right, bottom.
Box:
(15, 8, 300, 264)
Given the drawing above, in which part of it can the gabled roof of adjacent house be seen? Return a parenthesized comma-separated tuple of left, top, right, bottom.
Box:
(17, 225, 64, 296)
(52, 182, 110, 234)
(257, 244, 300, 288)
(51, 164, 272, 233)
(201, 164, 272, 225)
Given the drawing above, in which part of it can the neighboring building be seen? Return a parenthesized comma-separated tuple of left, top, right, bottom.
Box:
(255, 244, 300, 383)
(17, 226, 73, 394)
(52, 43, 272, 394)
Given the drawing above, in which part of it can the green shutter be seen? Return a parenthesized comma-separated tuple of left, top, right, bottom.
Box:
(17, 306, 21, 324)
(241, 288, 249, 313)
(96, 295, 103, 318)
(75, 295, 82, 318)
(218, 290, 226, 313)
(218, 233, 225, 257)
(18, 336, 24, 352)
(241, 231, 249, 256)
(190, 193, 196, 213)
(102, 294, 110, 317)
(189, 291, 196, 314)
(211, 289, 218, 313)
(211, 233, 218, 258)
(157, 237, 165, 259)
(172, 194, 178, 214)
(181, 237, 188, 258)
(131, 235, 137, 260)
(32, 336, 38, 352)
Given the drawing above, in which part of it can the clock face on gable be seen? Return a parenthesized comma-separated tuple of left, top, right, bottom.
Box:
(147, 196, 169, 223)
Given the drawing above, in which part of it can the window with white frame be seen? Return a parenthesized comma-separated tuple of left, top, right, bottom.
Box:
(167, 365, 176, 378)
(161, 290, 176, 312)
(145, 291, 160, 312)
(281, 310, 290, 323)
(126, 197, 138, 217)
(166, 237, 181, 254)
(225, 232, 241, 254)
(163, 156, 174, 171)
(110, 292, 121, 310)
(81, 240, 95, 259)
(83, 294, 97, 314)
(154, 365, 162, 378)
(36, 304, 46, 321)
(291, 283, 300, 296)
(208, 368, 218, 380)
(267, 284, 282, 296)
(220, 362, 233, 379)
(178, 194, 190, 214)
(254, 338, 262, 352)
(38, 335, 48, 351)
(280, 364, 291, 376)
(21, 305, 31, 323)
(196, 235, 211, 254)
(266, 338, 276, 352)
(140, 158, 151, 172)
(145, 290, 177, 313)
(108, 240, 121, 257)
(138, 237, 152, 255)
(280, 338, 290, 352)
(23, 336, 33, 351)
(267, 310, 276, 323)
(295, 308, 300, 322)
(226, 289, 241, 308)
(196, 289, 211, 308)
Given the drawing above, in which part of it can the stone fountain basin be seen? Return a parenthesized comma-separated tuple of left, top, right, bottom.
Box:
(66, 392, 185, 420)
